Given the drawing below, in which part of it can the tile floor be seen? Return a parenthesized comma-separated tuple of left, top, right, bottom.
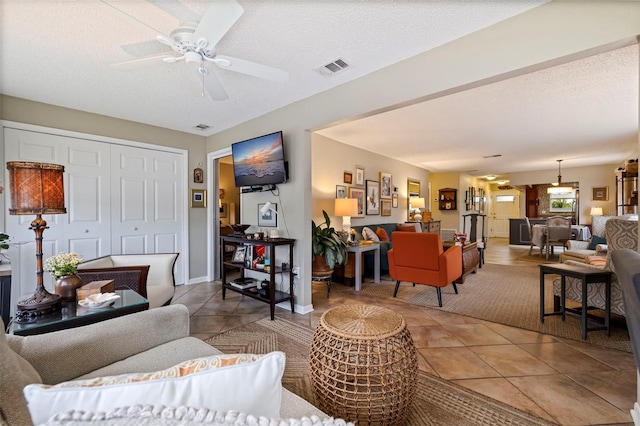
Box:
(172, 238, 636, 426)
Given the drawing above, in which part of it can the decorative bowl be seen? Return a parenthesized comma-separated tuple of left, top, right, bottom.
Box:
(228, 224, 251, 235)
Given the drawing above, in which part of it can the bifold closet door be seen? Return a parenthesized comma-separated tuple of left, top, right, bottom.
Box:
(110, 145, 184, 283)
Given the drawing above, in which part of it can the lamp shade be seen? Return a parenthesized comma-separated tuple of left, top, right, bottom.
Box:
(7, 162, 66, 215)
(335, 198, 358, 217)
(410, 197, 425, 209)
(590, 207, 603, 216)
(547, 186, 573, 195)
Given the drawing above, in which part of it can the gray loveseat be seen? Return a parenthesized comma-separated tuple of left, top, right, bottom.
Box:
(1, 305, 325, 425)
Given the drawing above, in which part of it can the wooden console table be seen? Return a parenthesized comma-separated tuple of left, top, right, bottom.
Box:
(443, 241, 479, 283)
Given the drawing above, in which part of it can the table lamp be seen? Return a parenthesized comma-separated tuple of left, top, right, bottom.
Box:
(411, 197, 425, 221)
(7, 161, 67, 316)
(590, 207, 603, 217)
(334, 198, 358, 233)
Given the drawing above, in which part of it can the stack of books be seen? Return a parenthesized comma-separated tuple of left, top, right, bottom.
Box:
(230, 277, 257, 290)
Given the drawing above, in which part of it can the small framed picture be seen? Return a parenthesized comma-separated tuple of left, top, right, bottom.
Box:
(392, 193, 398, 208)
(190, 189, 207, 208)
(193, 167, 204, 183)
(355, 165, 365, 186)
(365, 180, 380, 215)
(232, 245, 247, 263)
(258, 203, 278, 227)
(379, 172, 392, 199)
(220, 202, 228, 218)
(336, 185, 347, 199)
(349, 187, 366, 218)
(592, 186, 608, 201)
(381, 199, 392, 216)
(343, 171, 353, 184)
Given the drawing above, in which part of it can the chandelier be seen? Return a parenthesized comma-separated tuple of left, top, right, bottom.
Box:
(547, 159, 573, 194)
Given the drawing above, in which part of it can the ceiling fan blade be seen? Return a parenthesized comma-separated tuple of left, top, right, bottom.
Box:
(120, 39, 171, 57)
(197, 66, 229, 101)
(194, 0, 244, 48)
(146, 0, 200, 23)
(111, 55, 177, 71)
(215, 55, 289, 83)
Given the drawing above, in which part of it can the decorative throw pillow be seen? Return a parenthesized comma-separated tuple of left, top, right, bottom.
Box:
(361, 227, 379, 241)
(588, 235, 607, 250)
(396, 224, 417, 232)
(45, 406, 355, 426)
(24, 352, 285, 425)
(375, 227, 390, 242)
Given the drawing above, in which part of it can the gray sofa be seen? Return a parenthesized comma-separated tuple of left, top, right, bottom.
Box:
(1, 305, 325, 425)
(611, 249, 640, 424)
(352, 223, 418, 274)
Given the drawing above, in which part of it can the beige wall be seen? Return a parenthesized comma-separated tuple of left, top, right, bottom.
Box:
(0, 95, 210, 280)
(312, 134, 429, 228)
(509, 163, 621, 223)
(219, 162, 239, 226)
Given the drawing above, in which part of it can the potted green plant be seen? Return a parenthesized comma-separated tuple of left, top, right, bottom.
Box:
(312, 210, 348, 277)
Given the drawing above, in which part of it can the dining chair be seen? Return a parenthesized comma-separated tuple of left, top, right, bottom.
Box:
(525, 217, 543, 257)
(545, 216, 572, 259)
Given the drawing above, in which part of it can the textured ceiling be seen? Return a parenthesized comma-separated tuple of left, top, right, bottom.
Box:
(1, 1, 637, 178)
(317, 44, 640, 177)
(1, 0, 545, 137)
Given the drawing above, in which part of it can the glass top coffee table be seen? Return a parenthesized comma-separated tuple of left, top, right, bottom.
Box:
(11, 289, 148, 336)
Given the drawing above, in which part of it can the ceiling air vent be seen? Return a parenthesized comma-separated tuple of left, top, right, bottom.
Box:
(314, 58, 350, 77)
(193, 124, 210, 131)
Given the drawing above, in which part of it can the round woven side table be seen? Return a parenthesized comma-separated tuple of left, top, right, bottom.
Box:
(309, 304, 417, 426)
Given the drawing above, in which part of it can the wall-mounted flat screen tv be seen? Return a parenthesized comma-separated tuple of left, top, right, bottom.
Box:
(232, 131, 287, 188)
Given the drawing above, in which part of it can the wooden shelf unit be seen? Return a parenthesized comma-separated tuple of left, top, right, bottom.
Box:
(438, 188, 457, 211)
(616, 172, 638, 216)
(220, 235, 295, 320)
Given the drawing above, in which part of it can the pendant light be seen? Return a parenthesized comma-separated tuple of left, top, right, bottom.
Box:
(547, 159, 573, 194)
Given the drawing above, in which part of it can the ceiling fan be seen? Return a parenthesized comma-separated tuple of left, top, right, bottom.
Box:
(110, 0, 289, 101)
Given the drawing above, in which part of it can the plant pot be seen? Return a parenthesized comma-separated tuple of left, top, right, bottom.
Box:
(312, 255, 333, 278)
(55, 274, 82, 301)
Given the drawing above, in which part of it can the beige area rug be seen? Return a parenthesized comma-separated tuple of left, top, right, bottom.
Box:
(363, 263, 631, 353)
(205, 317, 555, 426)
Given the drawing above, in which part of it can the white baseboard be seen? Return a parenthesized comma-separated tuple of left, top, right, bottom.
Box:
(277, 301, 314, 315)
(187, 276, 208, 285)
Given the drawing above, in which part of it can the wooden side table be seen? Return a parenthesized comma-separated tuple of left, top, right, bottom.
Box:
(539, 263, 612, 340)
(309, 304, 417, 426)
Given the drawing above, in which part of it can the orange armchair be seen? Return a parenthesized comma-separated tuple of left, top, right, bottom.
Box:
(388, 232, 462, 307)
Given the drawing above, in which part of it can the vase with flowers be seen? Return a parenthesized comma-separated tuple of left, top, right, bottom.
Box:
(45, 252, 84, 301)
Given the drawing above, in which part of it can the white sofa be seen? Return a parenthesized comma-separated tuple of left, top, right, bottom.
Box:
(78, 253, 178, 309)
(1, 305, 330, 425)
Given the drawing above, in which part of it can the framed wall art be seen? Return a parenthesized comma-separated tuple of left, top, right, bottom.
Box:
(379, 172, 392, 199)
(592, 186, 608, 201)
(336, 185, 347, 198)
(220, 202, 228, 218)
(349, 187, 365, 218)
(232, 246, 247, 263)
(381, 199, 392, 216)
(257, 203, 278, 227)
(343, 171, 353, 184)
(365, 180, 380, 215)
(355, 165, 365, 186)
(190, 189, 206, 208)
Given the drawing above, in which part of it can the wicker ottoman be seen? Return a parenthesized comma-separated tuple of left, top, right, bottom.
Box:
(309, 304, 417, 426)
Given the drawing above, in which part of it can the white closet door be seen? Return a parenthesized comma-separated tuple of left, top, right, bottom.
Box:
(3, 128, 111, 301)
(111, 145, 184, 283)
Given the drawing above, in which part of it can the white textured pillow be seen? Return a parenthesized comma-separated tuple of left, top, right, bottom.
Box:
(361, 227, 379, 241)
(25, 352, 285, 425)
(45, 405, 355, 426)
